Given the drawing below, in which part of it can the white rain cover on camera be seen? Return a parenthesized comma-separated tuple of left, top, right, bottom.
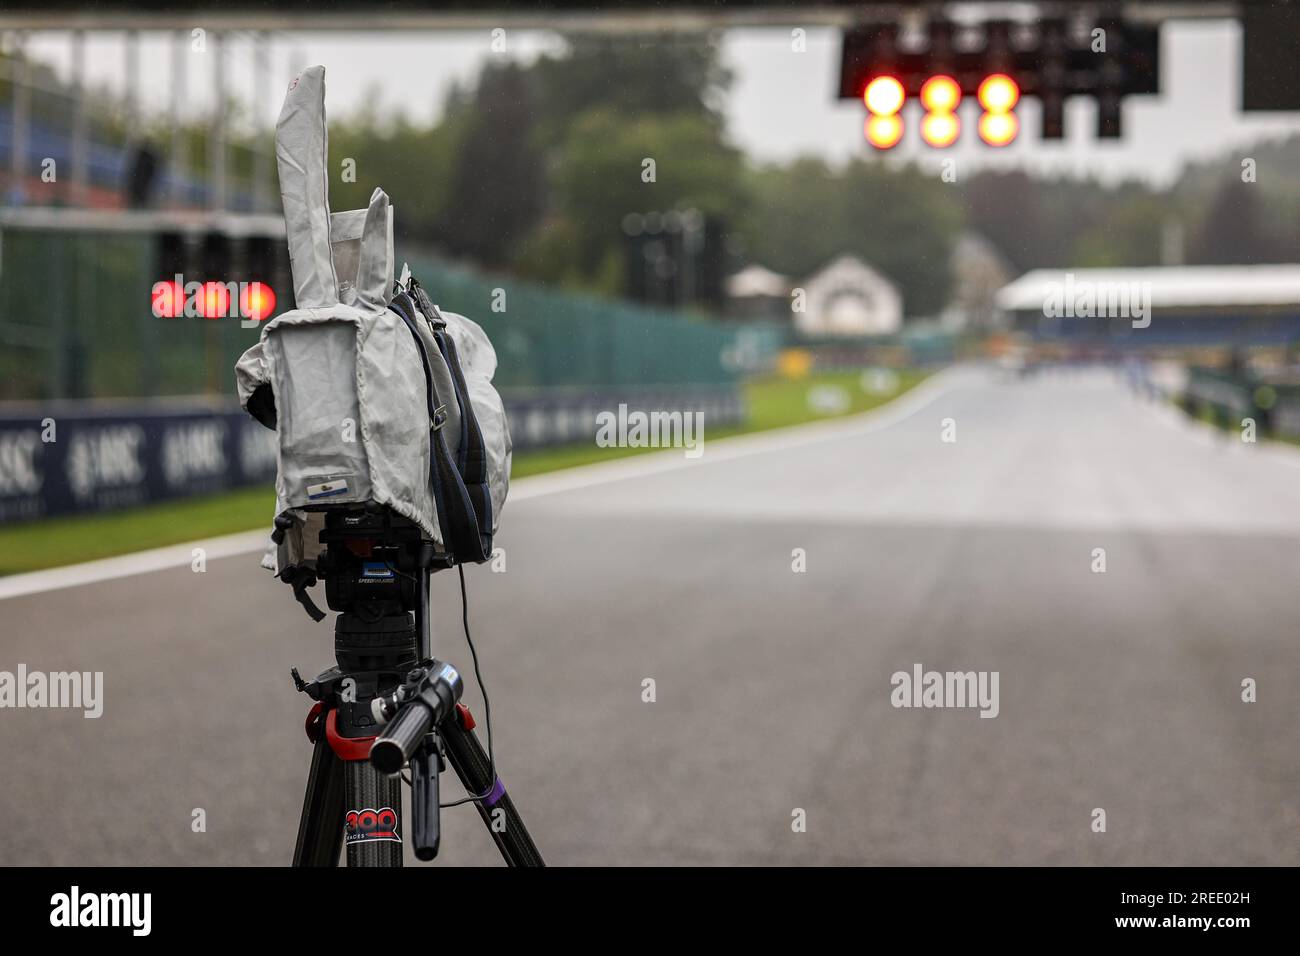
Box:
(235, 66, 438, 570)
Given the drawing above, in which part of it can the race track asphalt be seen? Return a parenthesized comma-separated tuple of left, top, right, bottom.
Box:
(2, 366, 1297, 865)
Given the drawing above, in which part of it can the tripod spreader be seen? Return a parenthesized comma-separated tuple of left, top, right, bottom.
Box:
(369, 661, 464, 775)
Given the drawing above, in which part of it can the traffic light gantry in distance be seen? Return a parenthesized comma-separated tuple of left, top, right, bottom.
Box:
(841, 15, 1159, 150)
(155, 227, 287, 321)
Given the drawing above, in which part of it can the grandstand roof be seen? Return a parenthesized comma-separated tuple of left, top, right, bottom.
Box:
(997, 265, 1300, 312)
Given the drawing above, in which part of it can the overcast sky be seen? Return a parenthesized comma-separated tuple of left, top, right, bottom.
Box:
(22, 17, 1300, 188)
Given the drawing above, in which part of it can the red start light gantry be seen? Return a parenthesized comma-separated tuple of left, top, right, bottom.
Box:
(841, 16, 1159, 146)
(860, 70, 1020, 149)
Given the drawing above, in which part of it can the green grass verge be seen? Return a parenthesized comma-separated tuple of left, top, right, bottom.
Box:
(0, 369, 928, 575)
(0, 485, 278, 576)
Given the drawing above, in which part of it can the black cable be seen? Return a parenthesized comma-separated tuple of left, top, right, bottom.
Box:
(389, 561, 497, 809)
(438, 564, 497, 808)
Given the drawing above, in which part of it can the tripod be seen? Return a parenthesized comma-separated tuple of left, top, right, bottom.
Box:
(287, 509, 543, 867)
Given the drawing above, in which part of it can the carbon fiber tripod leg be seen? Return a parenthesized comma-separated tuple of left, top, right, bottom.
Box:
(344, 760, 404, 867)
(293, 732, 346, 867)
(440, 709, 544, 867)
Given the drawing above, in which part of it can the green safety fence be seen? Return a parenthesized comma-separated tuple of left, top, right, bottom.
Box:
(0, 227, 250, 401)
(402, 252, 767, 392)
(0, 226, 773, 402)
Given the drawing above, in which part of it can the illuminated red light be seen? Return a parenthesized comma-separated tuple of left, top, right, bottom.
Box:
(240, 282, 277, 322)
(151, 280, 185, 318)
(920, 75, 961, 114)
(978, 110, 1020, 146)
(864, 113, 904, 149)
(863, 75, 905, 116)
(921, 111, 960, 148)
(199, 281, 230, 319)
(978, 74, 1020, 113)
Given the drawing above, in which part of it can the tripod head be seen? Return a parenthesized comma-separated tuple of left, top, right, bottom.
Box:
(278, 504, 452, 660)
(315, 507, 445, 615)
(275, 505, 451, 617)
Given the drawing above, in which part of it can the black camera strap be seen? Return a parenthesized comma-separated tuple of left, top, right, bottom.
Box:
(389, 292, 490, 565)
(409, 279, 493, 559)
(431, 327, 493, 559)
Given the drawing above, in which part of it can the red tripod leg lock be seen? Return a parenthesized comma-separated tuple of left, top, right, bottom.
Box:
(306, 702, 379, 761)
(325, 709, 377, 762)
(455, 703, 475, 730)
(304, 701, 324, 743)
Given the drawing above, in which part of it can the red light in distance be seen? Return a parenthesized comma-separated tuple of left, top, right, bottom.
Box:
(978, 110, 1020, 146)
(864, 75, 905, 116)
(978, 74, 1020, 113)
(921, 111, 960, 148)
(920, 75, 961, 114)
(151, 280, 185, 318)
(240, 282, 277, 322)
(199, 282, 230, 319)
(864, 114, 904, 149)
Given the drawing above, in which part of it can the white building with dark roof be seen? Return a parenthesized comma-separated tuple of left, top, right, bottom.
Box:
(797, 255, 903, 337)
